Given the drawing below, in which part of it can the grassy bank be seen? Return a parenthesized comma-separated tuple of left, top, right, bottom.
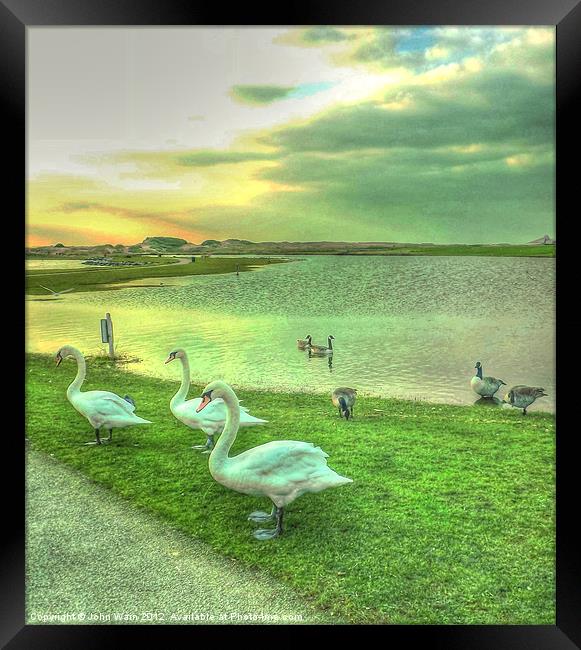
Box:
(198, 244, 555, 257)
(25, 256, 286, 295)
(26, 353, 555, 624)
(27, 243, 555, 259)
(344, 244, 555, 257)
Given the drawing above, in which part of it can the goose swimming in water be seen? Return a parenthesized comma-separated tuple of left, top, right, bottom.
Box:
(470, 361, 506, 398)
(297, 335, 312, 350)
(165, 348, 267, 452)
(56, 345, 151, 444)
(332, 387, 357, 420)
(196, 380, 353, 539)
(308, 335, 335, 356)
(503, 385, 547, 415)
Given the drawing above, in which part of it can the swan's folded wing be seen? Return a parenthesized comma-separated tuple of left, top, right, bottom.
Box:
(236, 441, 329, 479)
(81, 391, 137, 416)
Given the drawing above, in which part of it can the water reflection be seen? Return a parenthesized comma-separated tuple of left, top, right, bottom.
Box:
(25, 255, 555, 412)
(473, 396, 504, 408)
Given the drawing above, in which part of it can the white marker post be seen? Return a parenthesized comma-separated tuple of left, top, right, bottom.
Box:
(100, 313, 115, 360)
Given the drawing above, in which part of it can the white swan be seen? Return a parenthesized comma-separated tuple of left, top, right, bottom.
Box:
(56, 345, 152, 444)
(196, 380, 353, 539)
(165, 349, 267, 453)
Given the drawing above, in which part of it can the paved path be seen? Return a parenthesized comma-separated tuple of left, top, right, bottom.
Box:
(26, 451, 335, 625)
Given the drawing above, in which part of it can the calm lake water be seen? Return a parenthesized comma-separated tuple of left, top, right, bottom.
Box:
(26, 255, 555, 412)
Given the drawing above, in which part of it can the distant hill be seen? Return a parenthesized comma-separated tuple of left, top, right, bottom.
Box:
(142, 236, 188, 251)
(528, 234, 555, 245)
(26, 236, 556, 258)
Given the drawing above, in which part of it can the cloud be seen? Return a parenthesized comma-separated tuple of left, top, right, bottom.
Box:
(300, 27, 353, 43)
(325, 26, 549, 74)
(176, 150, 278, 167)
(260, 70, 553, 155)
(27, 27, 555, 245)
(230, 85, 296, 105)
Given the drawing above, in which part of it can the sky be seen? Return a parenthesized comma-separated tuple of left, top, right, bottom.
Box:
(27, 26, 555, 246)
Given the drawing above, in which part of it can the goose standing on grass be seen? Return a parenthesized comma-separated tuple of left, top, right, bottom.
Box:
(297, 335, 312, 350)
(332, 388, 357, 420)
(308, 335, 335, 356)
(196, 380, 352, 539)
(503, 385, 548, 415)
(165, 349, 267, 453)
(55, 345, 151, 445)
(470, 361, 506, 398)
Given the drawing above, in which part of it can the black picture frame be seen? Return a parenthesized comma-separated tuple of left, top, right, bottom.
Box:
(6, 0, 578, 647)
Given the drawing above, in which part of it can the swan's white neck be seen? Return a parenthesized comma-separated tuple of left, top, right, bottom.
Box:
(208, 385, 240, 473)
(171, 354, 191, 408)
(66, 347, 86, 398)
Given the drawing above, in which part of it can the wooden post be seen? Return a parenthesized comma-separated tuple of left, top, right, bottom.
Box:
(106, 312, 115, 360)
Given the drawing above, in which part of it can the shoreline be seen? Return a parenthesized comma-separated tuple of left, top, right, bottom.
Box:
(68, 352, 555, 415)
(27, 244, 555, 260)
(25, 256, 287, 295)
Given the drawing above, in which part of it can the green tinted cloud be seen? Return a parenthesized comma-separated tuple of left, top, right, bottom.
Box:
(230, 85, 296, 105)
(301, 27, 352, 43)
(262, 72, 553, 155)
(175, 150, 277, 167)
(233, 65, 555, 243)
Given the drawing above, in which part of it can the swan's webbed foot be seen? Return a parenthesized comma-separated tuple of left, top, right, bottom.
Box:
(102, 429, 113, 443)
(252, 506, 283, 540)
(192, 436, 214, 453)
(253, 527, 281, 540)
(248, 507, 275, 523)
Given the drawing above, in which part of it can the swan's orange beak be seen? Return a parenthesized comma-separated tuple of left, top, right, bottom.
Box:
(196, 393, 212, 413)
(55, 354, 62, 367)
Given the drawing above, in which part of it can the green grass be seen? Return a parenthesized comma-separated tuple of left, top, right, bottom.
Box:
(26, 353, 555, 624)
(25, 256, 286, 295)
(347, 244, 555, 258)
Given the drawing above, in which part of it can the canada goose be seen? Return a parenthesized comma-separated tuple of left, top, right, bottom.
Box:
(471, 361, 506, 398)
(196, 380, 352, 539)
(297, 335, 312, 350)
(308, 335, 335, 356)
(503, 385, 548, 415)
(332, 387, 357, 420)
